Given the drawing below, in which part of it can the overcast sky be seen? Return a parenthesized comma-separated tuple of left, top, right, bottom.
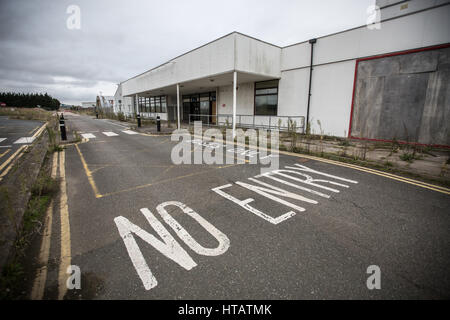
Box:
(0, 0, 375, 105)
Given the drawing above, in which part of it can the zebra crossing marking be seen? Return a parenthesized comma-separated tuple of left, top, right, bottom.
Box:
(122, 130, 138, 135)
(103, 132, 119, 137)
(81, 133, 96, 139)
(14, 137, 36, 144)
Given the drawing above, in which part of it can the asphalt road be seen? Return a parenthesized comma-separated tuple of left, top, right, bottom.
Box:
(36, 112, 450, 300)
(0, 117, 44, 169)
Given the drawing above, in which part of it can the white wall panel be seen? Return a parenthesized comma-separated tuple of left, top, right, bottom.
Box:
(278, 68, 309, 117)
(308, 60, 356, 137)
(281, 5, 450, 71)
(218, 82, 254, 115)
(235, 33, 281, 77)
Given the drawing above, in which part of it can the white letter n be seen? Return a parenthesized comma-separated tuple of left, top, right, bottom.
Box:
(114, 208, 197, 290)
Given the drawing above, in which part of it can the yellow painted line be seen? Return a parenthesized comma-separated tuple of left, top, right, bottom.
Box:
(191, 134, 449, 196)
(0, 149, 11, 159)
(99, 164, 238, 198)
(63, 137, 89, 147)
(31, 152, 59, 300)
(28, 125, 39, 135)
(333, 160, 450, 192)
(0, 145, 25, 172)
(32, 122, 48, 139)
(75, 144, 101, 198)
(0, 146, 28, 180)
(0, 145, 27, 181)
(58, 150, 71, 300)
(0, 122, 48, 181)
(279, 152, 450, 195)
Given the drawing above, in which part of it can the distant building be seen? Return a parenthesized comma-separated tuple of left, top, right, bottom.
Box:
(81, 102, 96, 109)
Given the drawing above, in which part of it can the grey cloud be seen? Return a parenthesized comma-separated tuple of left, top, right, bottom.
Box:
(0, 0, 374, 105)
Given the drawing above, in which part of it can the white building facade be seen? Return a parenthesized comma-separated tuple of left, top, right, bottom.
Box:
(115, 0, 450, 146)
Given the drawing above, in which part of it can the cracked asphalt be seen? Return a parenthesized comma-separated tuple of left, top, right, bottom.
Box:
(38, 112, 450, 299)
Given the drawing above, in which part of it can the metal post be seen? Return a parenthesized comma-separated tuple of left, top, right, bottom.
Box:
(306, 38, 317, 134)
(156, 116, 161, 132)
(136, 94, 141, 127)
(177, 84, 181, 130)
(232, 71, 237, 138)
(59, 114, 67, 141)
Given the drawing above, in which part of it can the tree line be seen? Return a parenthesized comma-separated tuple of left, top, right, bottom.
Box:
(0, 92, 60, 110)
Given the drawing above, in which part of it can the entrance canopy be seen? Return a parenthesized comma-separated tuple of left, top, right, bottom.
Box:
(130, 70, 275, 97)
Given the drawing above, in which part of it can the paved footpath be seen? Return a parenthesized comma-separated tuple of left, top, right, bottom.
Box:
(31, 112, 450, 299)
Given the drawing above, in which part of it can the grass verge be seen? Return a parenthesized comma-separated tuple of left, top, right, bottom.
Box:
(0, 152, 58, 300)
(0, 107, 55, 121)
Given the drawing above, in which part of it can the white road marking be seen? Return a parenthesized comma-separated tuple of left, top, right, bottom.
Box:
(156, 201, 230, 256)
(102, 131, 118, 137)
(256, 171, 331, 199)
(114, 202, 230, 291)
(0, 138, 6, 143)
(212, 164, 359, 225)
(114, 208, 197, 291)
(14, 137, 35, 144)
(212, 183, 298, 225)
(99, 119, 129, 128)
(81, 133, 96, 139)
(286, 164, 358, 184)
(122, 130, 138, 135)
(0, 145, 12, 148)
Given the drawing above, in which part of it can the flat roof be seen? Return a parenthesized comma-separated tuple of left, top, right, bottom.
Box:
(120, 2, 449, 85)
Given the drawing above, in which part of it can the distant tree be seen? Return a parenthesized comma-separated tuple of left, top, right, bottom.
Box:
(0, 91, 60, 110)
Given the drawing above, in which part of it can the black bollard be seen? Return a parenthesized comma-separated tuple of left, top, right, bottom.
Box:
(137, 114, 141, 127)
(59, 114, 67, 141)
(156, 116, 161, 132)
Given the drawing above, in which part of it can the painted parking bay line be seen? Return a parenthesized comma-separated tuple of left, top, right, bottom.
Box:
(14, 137, 36, 144)
(103, 131, 119, 137)
(81, 133, 96, 139)
(122, 130, 139, 135)
(0, 138, 6, 143)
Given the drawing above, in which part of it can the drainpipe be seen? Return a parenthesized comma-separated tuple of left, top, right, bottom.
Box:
(306, 38, 316, 134)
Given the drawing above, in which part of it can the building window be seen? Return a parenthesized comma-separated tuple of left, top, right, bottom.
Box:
(254, 80, 278, 116)
(150, 97, 155, 112)
(161, 96, 167, 113)
(144, 95, 167, 113)
(155, 96, 161, 113)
